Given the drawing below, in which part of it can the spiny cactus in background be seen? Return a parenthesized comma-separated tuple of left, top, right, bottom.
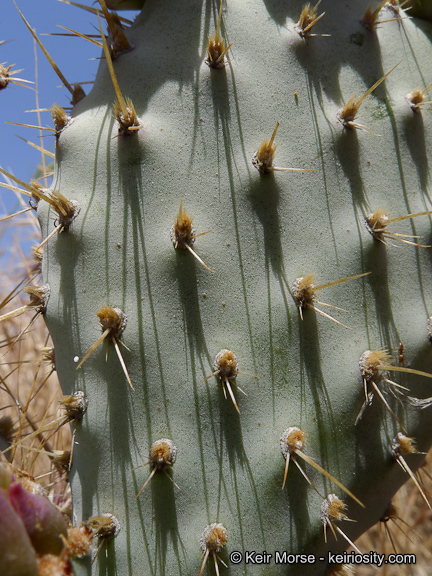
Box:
(407, 0, 432, 21)
(0, 463, 68, 575)
(1, 0, 432, 575)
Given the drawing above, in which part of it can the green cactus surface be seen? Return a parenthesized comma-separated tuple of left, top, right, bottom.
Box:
(7, 0, 432, 575)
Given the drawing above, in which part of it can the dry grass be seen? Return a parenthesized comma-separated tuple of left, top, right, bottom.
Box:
(356, 453, 432, 575)
(0, 192, 71, 512)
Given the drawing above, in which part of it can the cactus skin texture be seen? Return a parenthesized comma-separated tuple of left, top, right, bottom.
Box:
(33, 0, 432, 574)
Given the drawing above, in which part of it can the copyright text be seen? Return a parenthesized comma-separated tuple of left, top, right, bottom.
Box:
(229, 551, 416, 566)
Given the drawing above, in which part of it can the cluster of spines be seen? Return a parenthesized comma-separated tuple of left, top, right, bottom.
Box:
(279, 428, 365, 550)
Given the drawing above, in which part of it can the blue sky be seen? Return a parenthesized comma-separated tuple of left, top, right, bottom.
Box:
(0, 0, 139, 198)
(0, 1, 140, 264)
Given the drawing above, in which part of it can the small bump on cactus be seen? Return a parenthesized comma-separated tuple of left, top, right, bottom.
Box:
(320, 494, 361, 554)
(252, 121, 314, 174)
(336, 62, 400, 131)
(279, 427, 363, 506)
(199, 523, 228, 576)
(361, 0, 390, 31)
(364, 208, 432, 247)
(0, 284, 50, 353)
(294, 1, 328, 38)
(97, 13, 141, 136)
(0, 62, 33, 90)
(171, 198, 214, 272)
(405, 82, 432, 112)
(51, 104, 71, 137)
(36, 191, 80, 250)
(135, 438, 178, 496)
(291, 272, 370, 327)
(203, 349, 258, 413)
(83, 514, 120, 565)
(357, 349, 432, 427)
(206, 0, 234, 69)
(99, 0, 134, 58)
(76, 307, 133, 389)
(391, 433, 431, 509)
